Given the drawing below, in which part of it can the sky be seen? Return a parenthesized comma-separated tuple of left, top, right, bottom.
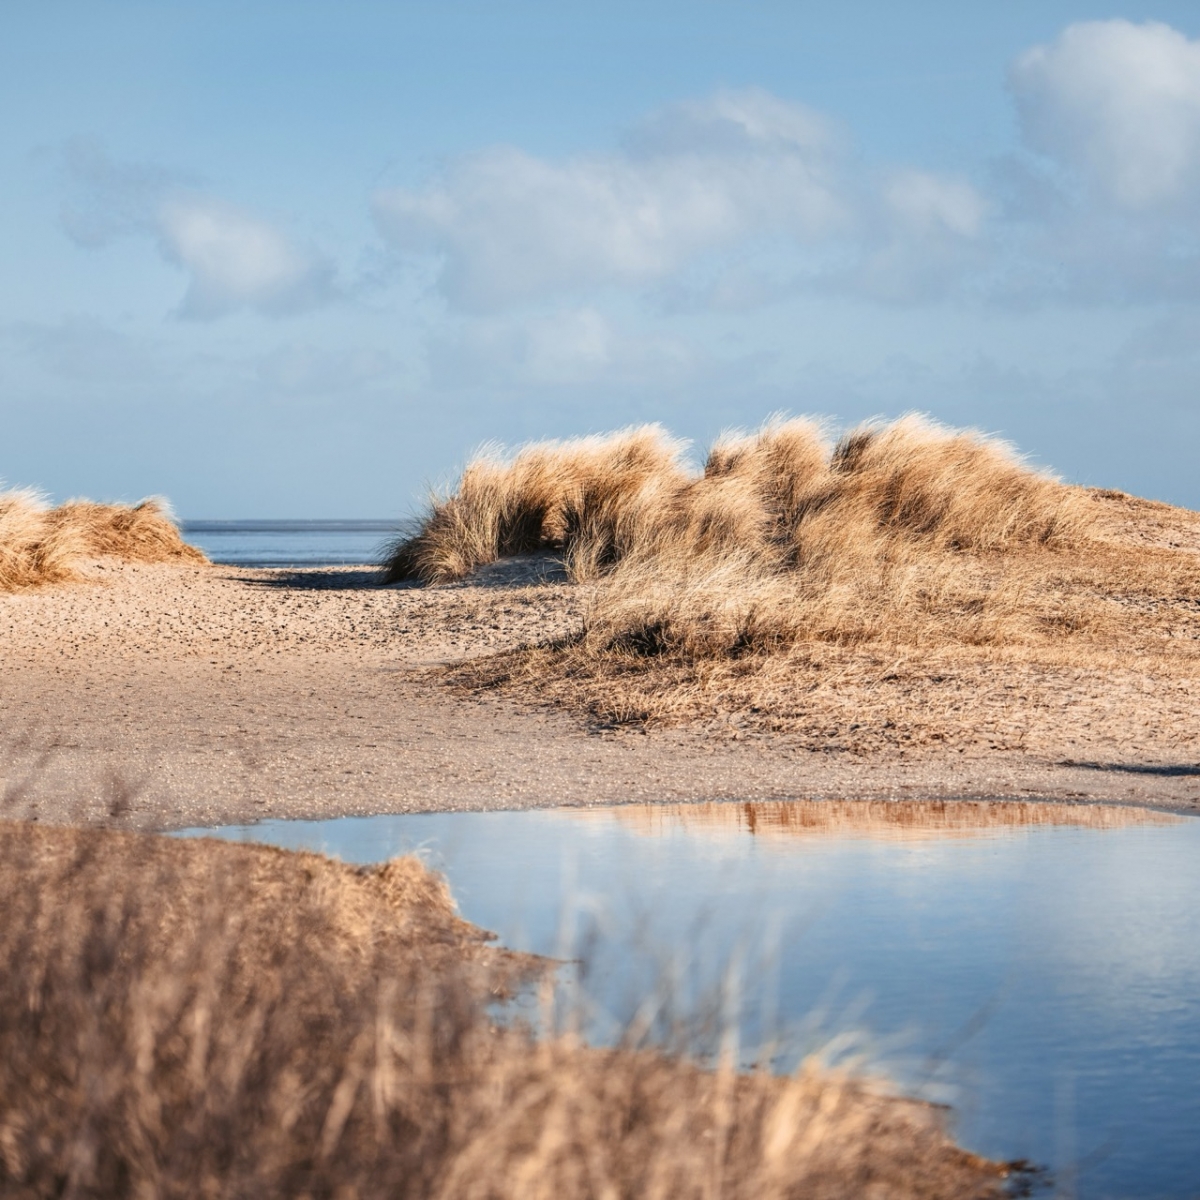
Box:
(4, 1, 1200, 517)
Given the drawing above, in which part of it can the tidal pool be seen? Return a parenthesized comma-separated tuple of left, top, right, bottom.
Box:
(180, 800, 1200, 1198)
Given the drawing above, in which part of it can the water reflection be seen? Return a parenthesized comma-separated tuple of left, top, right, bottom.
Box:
(570, 798, 1179, 841)
(180, 800, 1200, 1197)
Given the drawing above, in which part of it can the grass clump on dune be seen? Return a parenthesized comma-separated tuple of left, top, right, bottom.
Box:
(0, 487, 205, 592)
(387, 415, 1200, 731)
(0, 821, 1015, 1198)
(384, 425, 692, 584)
(386, 415, 1082, 590)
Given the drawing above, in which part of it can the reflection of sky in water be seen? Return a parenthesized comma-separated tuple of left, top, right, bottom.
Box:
(180, 803, 1200, 1197)
(182, 520, 396, 567)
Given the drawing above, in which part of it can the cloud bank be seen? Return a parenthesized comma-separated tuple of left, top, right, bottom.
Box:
(370, 20, 1200, 318)
(373, 88, 986, 312)
(54, 20, 1200, 332)
(1002, 19, 1200, 303)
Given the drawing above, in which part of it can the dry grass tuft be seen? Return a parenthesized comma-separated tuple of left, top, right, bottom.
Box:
(383, 426, 692, 584)
(386, 415, 1083, 591)
(0, 488, 83, 591)
(393, 415, 1200, 733)
(0, 488, 205, 592)
(0, 821, 1016, 1198)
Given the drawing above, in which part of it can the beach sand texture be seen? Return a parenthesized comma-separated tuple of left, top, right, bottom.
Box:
(4, 418, 1200, 828)
(2, 547, 1198, 830)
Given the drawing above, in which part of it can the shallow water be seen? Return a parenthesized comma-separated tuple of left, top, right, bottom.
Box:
(180, 801, 1200, 1198)
(182, 519, 397, 567)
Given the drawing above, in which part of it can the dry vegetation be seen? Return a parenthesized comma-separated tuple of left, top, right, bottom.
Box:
(0, 488, 204, 592)
(0, 821, 1018, 1198)
(386, 416, 1200, 734)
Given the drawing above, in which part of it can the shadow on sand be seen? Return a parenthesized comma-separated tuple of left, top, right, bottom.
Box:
(1060, 760, 1200, 777)
(233, 568, 392, 591)
(230, 555, 570, 593)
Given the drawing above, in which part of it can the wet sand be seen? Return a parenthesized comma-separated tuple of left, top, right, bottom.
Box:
(3, 559, 1199, 830)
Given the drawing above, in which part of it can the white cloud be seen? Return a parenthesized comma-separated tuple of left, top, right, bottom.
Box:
(60, 142, 335, 319)
(1010, 20, 1200, 211)
(828, 169, 987, 303)
(624, 87, 840, 158)
(989, 21, 1200, 305)
(157, 197, 333, 318)
(373, 88, 853, 311)
(372, 48, 1200, 314)
(882, 169, 986, 238)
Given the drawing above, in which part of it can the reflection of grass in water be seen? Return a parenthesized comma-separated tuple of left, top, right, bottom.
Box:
(0, 488, 205, 591)
(0, 820, 1022, 1198)
(566, 799, 1183, 843)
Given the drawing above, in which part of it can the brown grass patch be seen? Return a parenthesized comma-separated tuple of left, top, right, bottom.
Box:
(385, 415, 1086, 589)
(390, 416, 1200, 735)
(384, 426, 692, 584)
(0, 821, 1017, 1197)
(0, 489, 205, 592)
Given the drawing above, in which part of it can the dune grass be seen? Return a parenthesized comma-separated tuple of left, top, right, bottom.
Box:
(387, 415, 1200, 731)
(385, 415, 1084, 590)
(0, 488, 205, 592)
(0, 821, 1015, 1198)
(385, 425, 694, 584)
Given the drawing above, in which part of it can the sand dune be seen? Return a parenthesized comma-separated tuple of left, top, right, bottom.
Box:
(393, 417, 1200, 733)
(4, 416, 1199, 824)
(0, 487, 204, 591)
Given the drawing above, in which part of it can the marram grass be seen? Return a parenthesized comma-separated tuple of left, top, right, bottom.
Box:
(0, 488, 205, 592)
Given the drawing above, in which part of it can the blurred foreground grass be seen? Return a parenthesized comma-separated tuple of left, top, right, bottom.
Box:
(0, 820, 1023, 1198)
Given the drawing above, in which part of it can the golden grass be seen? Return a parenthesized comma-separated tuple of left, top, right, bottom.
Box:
(385, 426, 692, 584)
(0, 488, 205, 592)
(0, 821, 1016, 1198)
(390, 416, 1200, 733)
(386, 415, 1085, 589)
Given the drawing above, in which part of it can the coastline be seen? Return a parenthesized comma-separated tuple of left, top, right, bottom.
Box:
(3, 559, 1198, 831)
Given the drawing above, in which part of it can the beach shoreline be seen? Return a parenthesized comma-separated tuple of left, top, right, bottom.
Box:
(3, 559, 1198, 831)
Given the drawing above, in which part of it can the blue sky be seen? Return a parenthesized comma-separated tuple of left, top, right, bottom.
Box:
(4, 1, 1200, 516)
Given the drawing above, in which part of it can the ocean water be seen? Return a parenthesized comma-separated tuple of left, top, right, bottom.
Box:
(180, 802, 1200, 1198)
(182, 520, 399, 568)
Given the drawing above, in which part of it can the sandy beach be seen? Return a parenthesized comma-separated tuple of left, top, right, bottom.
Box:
(4, 555, 1198, 831)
